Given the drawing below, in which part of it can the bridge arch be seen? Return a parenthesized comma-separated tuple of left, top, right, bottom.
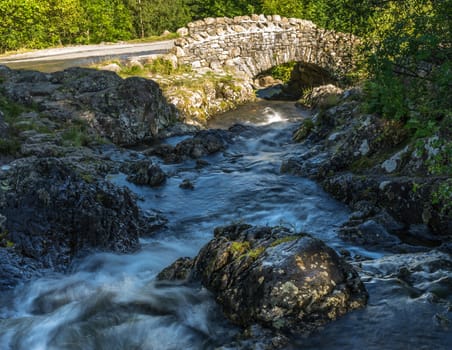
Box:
(173, 14, 358, 80)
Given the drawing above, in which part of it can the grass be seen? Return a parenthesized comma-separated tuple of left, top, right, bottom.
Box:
(114, 57, 192, 78)
(0, 139, 21, 155)
(293, 118, 314, 142)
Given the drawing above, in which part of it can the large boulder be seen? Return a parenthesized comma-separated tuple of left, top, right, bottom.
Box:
(0, 156, 155, 287)
(0, 66, 179, 146)
(158, 224, 368, 335)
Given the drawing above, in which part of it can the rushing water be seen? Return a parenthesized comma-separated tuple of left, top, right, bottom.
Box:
(0, 101, 450, 349)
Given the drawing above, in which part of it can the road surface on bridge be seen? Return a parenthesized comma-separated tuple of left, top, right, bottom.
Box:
(0, 40, 175, 72)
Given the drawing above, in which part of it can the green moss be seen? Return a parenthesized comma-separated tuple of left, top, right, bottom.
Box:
(80, 172, 95, 183)
(230, 241, 251, 255)
(246, 246, 265, 259)
(0, 139, 21, 155)
(0, 230, 14, 248)
(270, 235, 301, 247)
(348, 156, 375, 172)
(293, 118, 314, 142)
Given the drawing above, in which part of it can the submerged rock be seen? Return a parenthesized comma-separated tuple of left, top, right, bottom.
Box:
(179, 179, 195, 189)
(361, 249, 452, 302)
(159, 224, 368, 337)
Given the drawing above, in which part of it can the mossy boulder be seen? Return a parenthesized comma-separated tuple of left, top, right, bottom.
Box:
(0, 66, 179, 146)
(158, 224, 368, 335)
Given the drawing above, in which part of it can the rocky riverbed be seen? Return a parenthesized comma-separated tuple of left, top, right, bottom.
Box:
(0, 66, 451, 349)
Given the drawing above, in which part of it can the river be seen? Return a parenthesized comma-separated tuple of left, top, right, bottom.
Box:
(0, 100, 450, 349)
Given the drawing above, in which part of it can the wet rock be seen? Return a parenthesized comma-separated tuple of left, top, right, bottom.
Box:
(158, 122, 199, 138)
(159, 224, 368, 336)
(0, 157, 155, 287)
(148, 129, 232, 163)
(361, 250, 452, 302)
(179, 179, 194, 189)
(125, 160, 167, 187)
(174, 129, 231, 158)
(323, 173, 450, 237)
(195, 159, 210, 168)
(339, 218, 405, 252)
(0, 249, 43, 290)
(157, 257, 193, 281)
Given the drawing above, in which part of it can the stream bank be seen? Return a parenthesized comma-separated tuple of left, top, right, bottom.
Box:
(0, 66, 451, 349)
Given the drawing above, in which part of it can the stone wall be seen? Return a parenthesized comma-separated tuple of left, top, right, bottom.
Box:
(173, 15, 358, 78)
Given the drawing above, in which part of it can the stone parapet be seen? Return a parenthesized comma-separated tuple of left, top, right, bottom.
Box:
(174, 15, 358, 78)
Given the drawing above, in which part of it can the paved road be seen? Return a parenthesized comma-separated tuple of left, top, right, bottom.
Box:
(0, 40, 175, 72)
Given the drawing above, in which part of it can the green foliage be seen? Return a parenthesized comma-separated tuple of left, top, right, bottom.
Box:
(431, 180, 452, 215)
(363, 77, 409, 122)
(189, 0, 261, 19)
(0, 0, 49, 52)
(362, 0, 452, 138)
(0, 0, 180, 51)
(127, 0, 192, 37)
(79, 0, 133, 43)
(267, 62, 296, 83)
(427, 139, 452, 177)
(261, 0, 305, 19)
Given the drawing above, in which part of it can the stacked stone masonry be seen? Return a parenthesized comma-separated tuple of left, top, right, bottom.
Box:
(174, 15, 358, 78)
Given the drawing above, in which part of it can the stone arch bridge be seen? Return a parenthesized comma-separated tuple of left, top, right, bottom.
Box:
(172, 14, 358, 79)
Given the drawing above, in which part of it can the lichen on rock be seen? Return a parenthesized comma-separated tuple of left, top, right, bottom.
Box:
(158, 224, 368, 336)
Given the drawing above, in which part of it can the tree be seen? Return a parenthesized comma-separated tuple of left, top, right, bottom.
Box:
(188, 0, 262, 19)
(261, 0, 306, 18)
(127, 0, 192, 36)
(0, 0, 48, 51)
(79, 0, 133, 43)
(363, 0, 452, 123)
(44, 0, 83, 45)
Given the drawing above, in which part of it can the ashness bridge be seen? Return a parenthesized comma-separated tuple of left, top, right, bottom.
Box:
(173, 14, 358, 79)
